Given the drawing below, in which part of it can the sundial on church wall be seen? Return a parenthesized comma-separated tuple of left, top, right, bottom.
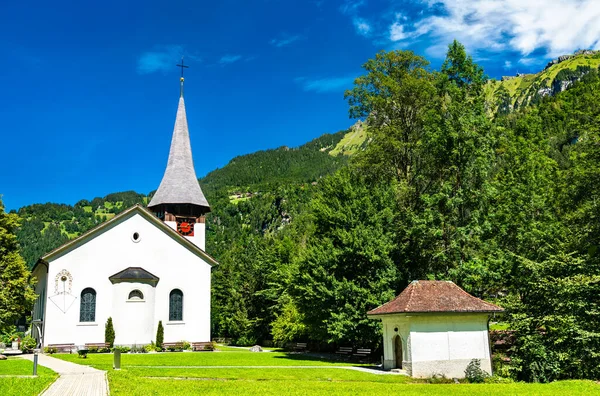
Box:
(48, 269, 78, 313)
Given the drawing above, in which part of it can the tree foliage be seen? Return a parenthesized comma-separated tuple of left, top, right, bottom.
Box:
(0, 197, 36, 333)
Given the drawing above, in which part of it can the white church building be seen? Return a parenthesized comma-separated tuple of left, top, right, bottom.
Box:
(368, 280, 503, 378)
(31, 75, 217, 347)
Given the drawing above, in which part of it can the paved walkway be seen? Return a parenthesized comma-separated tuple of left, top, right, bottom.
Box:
(21, 354, 108, 396)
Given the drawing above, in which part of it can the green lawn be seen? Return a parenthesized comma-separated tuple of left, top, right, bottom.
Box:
(55, 350, 365, 369)
(0, 358, 58, 396)
(52, 351, 600, 395)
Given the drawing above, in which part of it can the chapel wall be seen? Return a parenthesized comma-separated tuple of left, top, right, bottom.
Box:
(408, 313, 492, 378)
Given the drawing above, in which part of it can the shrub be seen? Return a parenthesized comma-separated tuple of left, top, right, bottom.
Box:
(20, 335, 36, 352)
(465, 359, 490, 383)
(145, 341, 156, 353)
(98, 347, 111, 353)
(427, 374, 455, 384)
(88, 346, 99, 353)
(156, 321, 164, 349)
(492, 353, 511, 378)
(484, 375, 514, 384)
(43, 346, 57, 354)
(105, 317, 115, 348)
(234, 336, 256, 347)
(181, 340, 191, 351)
(112, 346, 130, 353)
(130, 344, 147, 353)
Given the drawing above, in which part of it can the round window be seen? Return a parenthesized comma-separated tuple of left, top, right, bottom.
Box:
(131, 232, 141, 243)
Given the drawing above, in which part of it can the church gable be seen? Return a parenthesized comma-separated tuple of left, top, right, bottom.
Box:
(37, 204, 218, 268)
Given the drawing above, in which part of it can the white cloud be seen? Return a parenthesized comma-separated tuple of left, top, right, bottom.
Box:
(295, 76, 356, 93)
(390, 22, 407, 41)
(504, 60, 512, 69)
(380, 0, 600, 58)
(353, 17, 372, 36)
(219, 54, 243, 64)
(270, 34, 302, 48)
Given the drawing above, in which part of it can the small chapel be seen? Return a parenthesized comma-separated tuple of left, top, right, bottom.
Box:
(368, 280, 503, 378)
(30, 72, 217, 348)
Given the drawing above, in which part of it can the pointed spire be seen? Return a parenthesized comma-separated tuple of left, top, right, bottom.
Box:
(176, 57, 188, 98)
(148, 94, 210, 213)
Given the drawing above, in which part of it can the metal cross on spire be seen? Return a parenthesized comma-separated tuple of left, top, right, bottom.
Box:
(177, 56, 189, 97)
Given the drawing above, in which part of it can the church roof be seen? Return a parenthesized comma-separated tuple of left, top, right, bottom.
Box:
(367, 280, 504, 315)
(34, 204, 219, 270)
(109, 267, 159, 283)
(148, 95, 210, 212)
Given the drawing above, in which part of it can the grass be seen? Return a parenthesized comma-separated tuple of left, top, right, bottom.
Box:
(215, 345, 282, 352)
(52, 351, 600, 395)
(55, 350, 364, 369)
(0, 358, 58, 396)
(489, 322, 511, 331)
(329, 123, 367, 156)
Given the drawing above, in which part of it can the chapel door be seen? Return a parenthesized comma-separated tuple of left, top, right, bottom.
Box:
(394, 335, 403, 369)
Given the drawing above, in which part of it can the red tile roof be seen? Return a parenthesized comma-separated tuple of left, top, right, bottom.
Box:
(367, 280, 504, 315)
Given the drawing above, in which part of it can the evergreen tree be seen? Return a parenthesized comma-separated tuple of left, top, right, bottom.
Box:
(156, 320, 164, 348)
(105, 317, 115, 347)
(0, 197, 36, 333)
(294, 168, 399, 345)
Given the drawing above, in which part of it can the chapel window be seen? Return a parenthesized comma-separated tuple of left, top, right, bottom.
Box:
(169, 289, 183, 321)
(80, 288, 96, 322)
(128, 289, 144, 300)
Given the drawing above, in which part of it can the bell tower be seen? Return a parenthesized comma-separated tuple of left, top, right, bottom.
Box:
(148, 58, 210, 250)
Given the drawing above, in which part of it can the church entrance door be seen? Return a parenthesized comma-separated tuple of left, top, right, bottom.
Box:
(394, 335, 403, 369)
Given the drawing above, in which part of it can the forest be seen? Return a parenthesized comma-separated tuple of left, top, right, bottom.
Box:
(6, 41, 600, 382)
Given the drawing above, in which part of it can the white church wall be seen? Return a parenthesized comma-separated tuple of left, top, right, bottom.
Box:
(43, 211, 212, 346)
(111, 282, 156, 345)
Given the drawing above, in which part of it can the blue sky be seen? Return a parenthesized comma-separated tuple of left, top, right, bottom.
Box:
(2, 0, 600, 211)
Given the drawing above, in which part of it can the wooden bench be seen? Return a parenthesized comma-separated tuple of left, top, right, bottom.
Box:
(192, 342, 213, 351)
(47, 343, 75, 353)
(293, 342, 307, 352)
(85, 342, 110, 349)
(353, 348, 372, 362)
(336, 346, 353, 355)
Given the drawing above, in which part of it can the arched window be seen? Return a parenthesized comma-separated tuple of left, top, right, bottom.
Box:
(169, 289, 183, 321)
(80, 288, 96, 322)
(128, 289, 144, 300)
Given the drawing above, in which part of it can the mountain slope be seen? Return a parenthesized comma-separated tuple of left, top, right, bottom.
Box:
(485, 50, 600, 113)
(14, 127, 359, 268)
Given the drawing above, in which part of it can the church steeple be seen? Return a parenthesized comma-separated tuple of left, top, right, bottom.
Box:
(148, 67, 210, 249)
